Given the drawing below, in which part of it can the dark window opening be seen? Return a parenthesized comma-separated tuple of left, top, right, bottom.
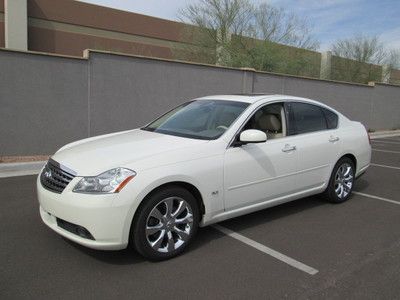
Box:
(289, 102, 328, 135)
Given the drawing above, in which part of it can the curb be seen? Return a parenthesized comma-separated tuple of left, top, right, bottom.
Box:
(0, 161, 46, 178)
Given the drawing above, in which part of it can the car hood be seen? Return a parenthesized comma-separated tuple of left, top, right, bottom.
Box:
(52, 129, 208, 176)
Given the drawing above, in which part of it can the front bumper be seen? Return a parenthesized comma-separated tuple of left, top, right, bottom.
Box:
(37, 175, 131, 250)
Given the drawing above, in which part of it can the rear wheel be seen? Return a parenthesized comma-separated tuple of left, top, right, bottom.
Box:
(324, 157, 355, 203)
(131, 186, 199, 261)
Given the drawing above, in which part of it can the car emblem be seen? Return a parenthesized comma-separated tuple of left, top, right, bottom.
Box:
(44, 169, 52, 178)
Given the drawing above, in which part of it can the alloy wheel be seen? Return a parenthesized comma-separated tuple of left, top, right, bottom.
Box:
(334, 163, 354, 199)
(145, 197, 194, 253)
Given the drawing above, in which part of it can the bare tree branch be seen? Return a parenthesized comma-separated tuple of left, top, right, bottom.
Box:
(330, 35, 400, 83)
(177, 0, 319, 70)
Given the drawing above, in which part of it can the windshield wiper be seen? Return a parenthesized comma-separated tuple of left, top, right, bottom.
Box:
(140, 127, 155, 132)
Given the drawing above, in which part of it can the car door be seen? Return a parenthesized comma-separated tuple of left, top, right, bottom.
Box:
(286, 102, 341, 191)
(223, 102, 299, 211)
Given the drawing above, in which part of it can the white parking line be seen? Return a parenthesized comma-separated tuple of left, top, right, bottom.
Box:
(212, 224, 319, 275)
(370, 163, 400, 170)
(370, 133, 400, 139)
(376, 138, 400, 142)
(353, 192, 400, 206)
(372, 140, 400, 145)
(372, 149, 400, 154)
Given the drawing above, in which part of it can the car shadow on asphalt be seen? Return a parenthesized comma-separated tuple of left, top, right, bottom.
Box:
(64, 239, 145, 264)
(64, 195, 330, 265)
(215, 195, 329, 232)
(353, 177, 370, 192)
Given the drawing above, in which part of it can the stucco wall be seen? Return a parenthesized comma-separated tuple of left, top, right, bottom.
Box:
(0, 50, 88, 155)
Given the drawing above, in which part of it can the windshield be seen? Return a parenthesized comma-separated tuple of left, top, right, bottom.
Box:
(142, 100, 249, 140)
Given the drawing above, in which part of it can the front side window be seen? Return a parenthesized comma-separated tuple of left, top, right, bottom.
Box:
(142, 100, 249, 140)
(242, 103, 286, 139)
(289, 102, 328, 135)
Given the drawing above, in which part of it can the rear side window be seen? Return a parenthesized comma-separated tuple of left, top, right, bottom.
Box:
(289, 102, 327, 135)
(322, 108, 338, 129)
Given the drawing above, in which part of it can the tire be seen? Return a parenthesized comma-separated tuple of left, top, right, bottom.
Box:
(131, 186, 200, 261)
(323, 157, 355, 203)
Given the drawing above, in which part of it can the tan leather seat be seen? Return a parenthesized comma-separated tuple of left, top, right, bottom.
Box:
(257, 114, 282, 139)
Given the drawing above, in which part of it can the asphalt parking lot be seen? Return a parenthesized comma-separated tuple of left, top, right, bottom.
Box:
(1, 136, 400, 299)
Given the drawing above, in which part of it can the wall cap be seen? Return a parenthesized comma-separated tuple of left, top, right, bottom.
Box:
(374, 82, 400, 88)
(84, 49, 377, 88)
(0, 46, 85, 60)
(240, 67, 256, 72)
(2, 47, 399, 89)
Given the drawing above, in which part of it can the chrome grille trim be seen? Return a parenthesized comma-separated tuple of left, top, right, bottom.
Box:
(40, 159, 76, 193)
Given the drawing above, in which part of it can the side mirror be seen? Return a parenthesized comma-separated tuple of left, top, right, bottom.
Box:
(239, 129, 267, 144)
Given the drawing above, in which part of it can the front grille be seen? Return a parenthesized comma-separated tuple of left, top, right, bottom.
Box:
(40, 159, 76, 193)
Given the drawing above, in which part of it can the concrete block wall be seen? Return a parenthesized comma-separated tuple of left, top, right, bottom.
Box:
(0, 48, 399, 156)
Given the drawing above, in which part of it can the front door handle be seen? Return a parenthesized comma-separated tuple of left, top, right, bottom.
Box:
(329, 136, 340, 143)
(282, 144, 297, 152)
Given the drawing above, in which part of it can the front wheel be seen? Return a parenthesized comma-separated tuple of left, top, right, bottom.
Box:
(324, 157, 355, 203)
(131, 186, 199, 261)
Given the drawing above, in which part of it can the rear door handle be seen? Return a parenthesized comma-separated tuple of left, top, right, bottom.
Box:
(282, 144, 297, 152)
(329, 136, 340, 143)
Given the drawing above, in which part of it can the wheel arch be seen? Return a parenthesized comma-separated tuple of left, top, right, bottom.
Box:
(139, 181, 206, 217)
(126, 180, 206, 247)
(325, 153, 357, 189)
(340, 153, 357, 170)
(324, 153, 357, 203)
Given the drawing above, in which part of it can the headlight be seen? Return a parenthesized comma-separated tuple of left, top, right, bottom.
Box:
(73, 168, 136, 194)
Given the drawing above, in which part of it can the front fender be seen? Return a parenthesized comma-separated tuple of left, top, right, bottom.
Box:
(118, 157, 224, 245)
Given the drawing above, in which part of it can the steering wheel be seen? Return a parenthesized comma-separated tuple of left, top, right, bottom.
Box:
(216, 125, 228, 131)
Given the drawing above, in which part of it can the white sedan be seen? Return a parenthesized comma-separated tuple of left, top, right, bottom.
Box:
(37, 94, 371, 260)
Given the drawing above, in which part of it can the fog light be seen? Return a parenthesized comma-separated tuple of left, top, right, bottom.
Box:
(56, 218, 95, 240)
(76, 226, 93, 239)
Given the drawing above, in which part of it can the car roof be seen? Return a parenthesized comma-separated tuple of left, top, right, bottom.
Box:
(195, 94, 316, 104)
(194, 94, 345, 119)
